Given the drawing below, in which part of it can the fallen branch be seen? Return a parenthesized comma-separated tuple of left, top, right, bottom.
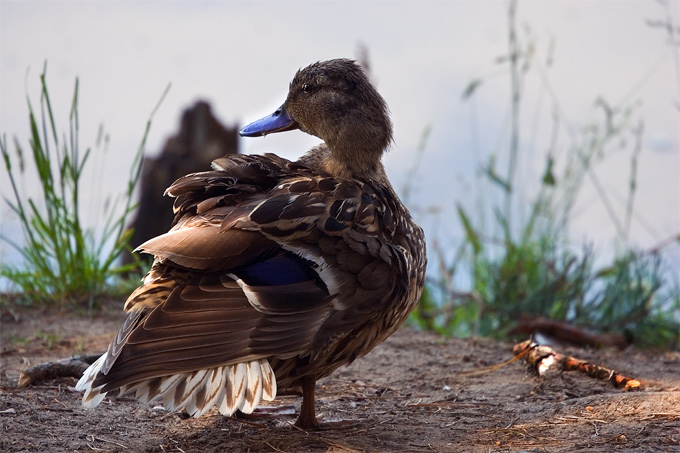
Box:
(18, 353, 102, 388)
(509, 316, 628, 349)
(512, 340, 641, 391)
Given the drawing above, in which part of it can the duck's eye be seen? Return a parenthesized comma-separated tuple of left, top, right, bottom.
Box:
(302, 83, 310, 93)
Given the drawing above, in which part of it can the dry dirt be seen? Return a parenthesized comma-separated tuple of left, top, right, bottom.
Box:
(1, 300, 678, 452)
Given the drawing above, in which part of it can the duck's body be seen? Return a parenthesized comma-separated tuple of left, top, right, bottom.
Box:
(77, 59, 426, 428)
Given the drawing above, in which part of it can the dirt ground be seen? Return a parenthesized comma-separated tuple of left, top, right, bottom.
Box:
(1, 300, 678, 452)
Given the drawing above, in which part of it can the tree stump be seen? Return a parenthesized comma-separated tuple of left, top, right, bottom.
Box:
(123, 101, 239, 268)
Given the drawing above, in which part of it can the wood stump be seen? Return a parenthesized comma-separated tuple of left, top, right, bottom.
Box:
(123, 101, 239, 267)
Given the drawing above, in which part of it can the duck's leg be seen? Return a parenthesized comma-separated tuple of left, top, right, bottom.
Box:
(294, 375, 320, 429)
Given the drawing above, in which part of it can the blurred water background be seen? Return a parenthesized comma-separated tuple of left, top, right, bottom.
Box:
(1, 0, 678, 293)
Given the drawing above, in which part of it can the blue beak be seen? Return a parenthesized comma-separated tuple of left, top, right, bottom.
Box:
(239, 104, 298, 137)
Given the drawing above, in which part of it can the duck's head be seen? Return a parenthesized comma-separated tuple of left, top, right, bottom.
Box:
(240, 59, 393, 179)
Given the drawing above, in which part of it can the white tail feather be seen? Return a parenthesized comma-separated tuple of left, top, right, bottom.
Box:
(76, 358, 277, 418)
(216, 366, 233, 415)
(193, 367, 226, 418)
(75, 353, 109, 408)
(260, 360, 277, 401)
(174, 369, 209, 415)
(242, 360, 263, 414)
(223, 362, 247, 415)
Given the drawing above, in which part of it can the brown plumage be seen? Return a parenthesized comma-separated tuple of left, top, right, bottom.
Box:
(76, 58, 427, 428)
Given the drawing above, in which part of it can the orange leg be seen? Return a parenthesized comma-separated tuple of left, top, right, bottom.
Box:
(294, 375, 320, 429)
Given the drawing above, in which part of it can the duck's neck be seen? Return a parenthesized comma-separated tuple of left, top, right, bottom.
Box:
(300, 142, 391, 188)
(322, 121, 391, 180)
(324, 143, 385, 180)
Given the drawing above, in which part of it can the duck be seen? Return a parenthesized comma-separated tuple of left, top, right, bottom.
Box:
(76, 58, 427, 429)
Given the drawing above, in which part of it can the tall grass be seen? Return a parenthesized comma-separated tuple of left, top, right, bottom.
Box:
(0, 63, 168, 308)
(409, 0, 680, 349)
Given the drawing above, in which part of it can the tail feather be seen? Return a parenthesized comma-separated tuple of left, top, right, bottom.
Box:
(261, 360, 277, 401)
(76, 358, 277, 417)
(75, 353, 109, 408)
(242, 360, 263, 414)
(222, 362, 247, 415)
(194, 367, 227, 417)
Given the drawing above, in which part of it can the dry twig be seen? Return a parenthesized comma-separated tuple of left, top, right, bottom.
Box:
(18, 353, 102, 387)
(512, 340, 641, 390)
